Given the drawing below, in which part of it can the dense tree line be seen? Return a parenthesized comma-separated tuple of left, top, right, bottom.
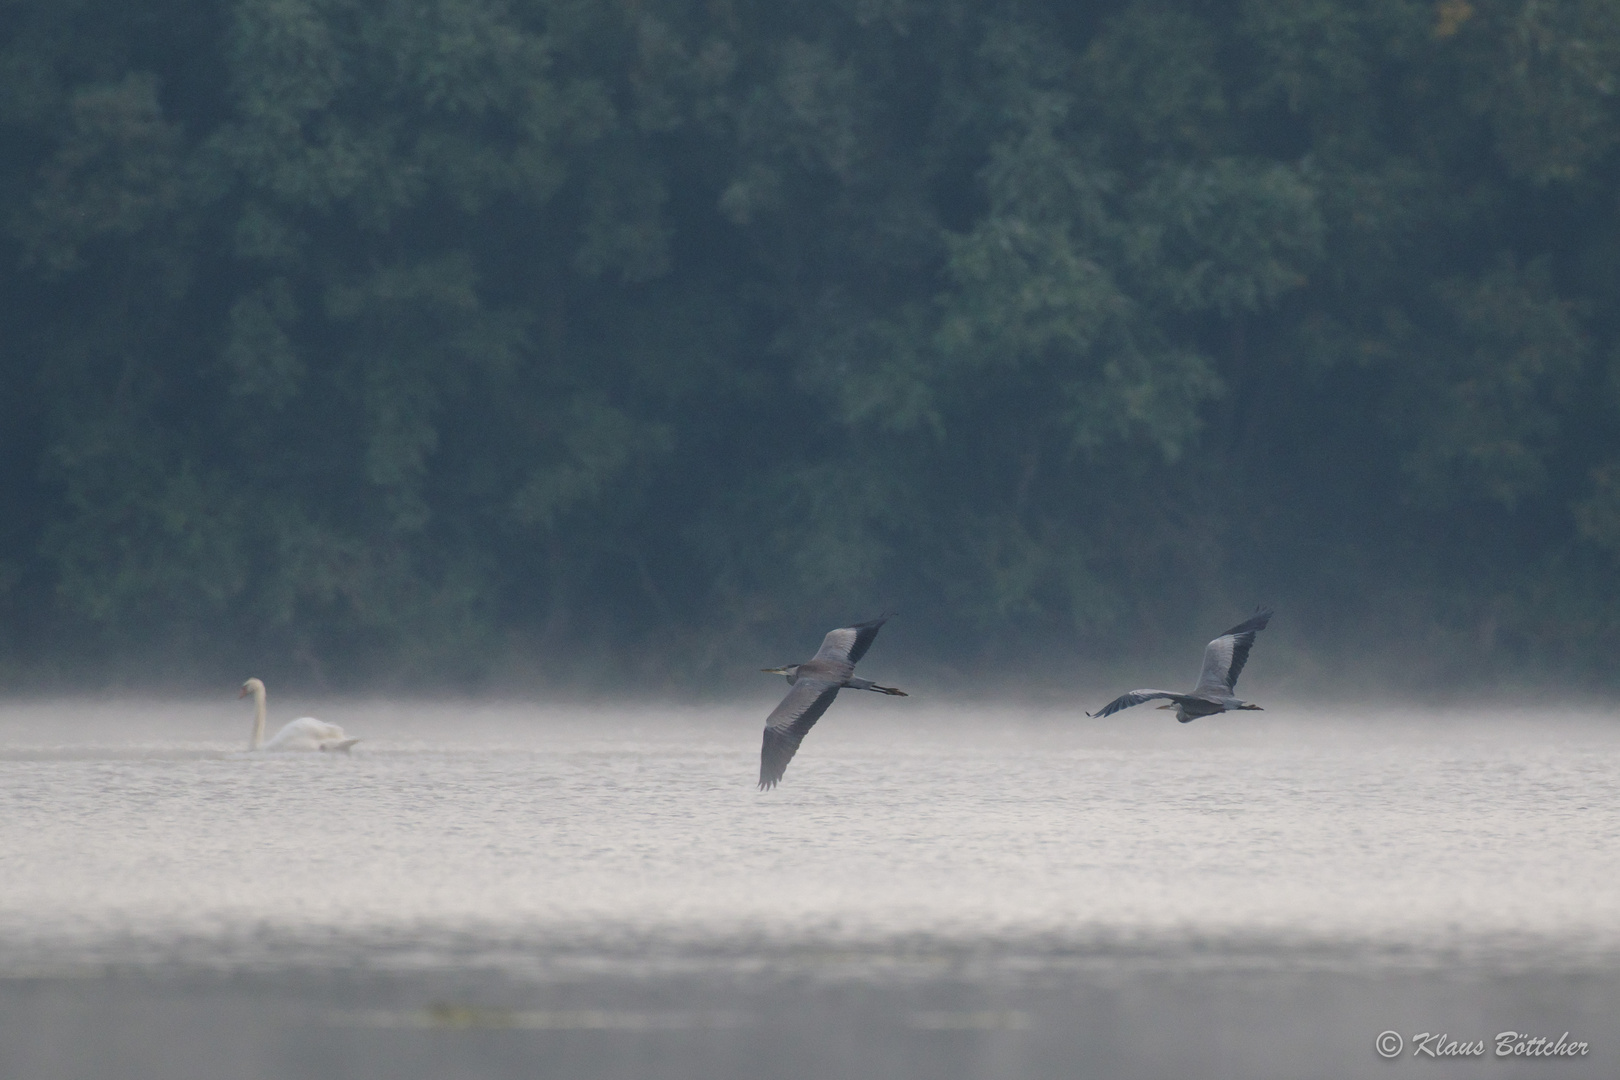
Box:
(0, 0, 1617, 687)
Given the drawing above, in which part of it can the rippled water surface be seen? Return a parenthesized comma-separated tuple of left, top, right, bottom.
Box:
(2, 698, 1617, 1079)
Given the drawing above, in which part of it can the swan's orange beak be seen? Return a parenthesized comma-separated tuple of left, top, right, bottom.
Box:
(238, 686, 249, 699)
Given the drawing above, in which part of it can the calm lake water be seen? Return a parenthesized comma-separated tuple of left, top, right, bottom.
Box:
(1, 697, 1616, 1079)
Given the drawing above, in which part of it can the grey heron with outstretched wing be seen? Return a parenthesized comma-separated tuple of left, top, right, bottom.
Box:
(758, 615, 907, 789)
(1088, 609, 1274, 723)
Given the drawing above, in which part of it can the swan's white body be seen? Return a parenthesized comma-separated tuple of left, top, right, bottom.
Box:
(240, 678, 359, 752)
(258, 714, 358, 752)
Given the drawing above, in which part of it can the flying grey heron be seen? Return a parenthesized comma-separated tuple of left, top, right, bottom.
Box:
(1088, 609, 1274, 723)
(758, 615, 907, 789)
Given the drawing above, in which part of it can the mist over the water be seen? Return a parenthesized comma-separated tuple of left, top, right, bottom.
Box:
(2, 699, 1616, 962)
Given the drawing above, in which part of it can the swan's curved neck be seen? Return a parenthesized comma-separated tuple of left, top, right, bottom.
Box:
(250, 684, 266, 750)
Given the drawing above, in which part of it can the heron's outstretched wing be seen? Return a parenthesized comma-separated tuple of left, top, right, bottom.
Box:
(759, 678, 842, 789)
(811, 614, 894, 668)
(1087, 690, 1180, 718)
(1193, 608, 1273, 694)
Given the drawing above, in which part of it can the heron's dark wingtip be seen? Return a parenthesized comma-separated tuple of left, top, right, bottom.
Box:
(1221, 607, 1275, 637)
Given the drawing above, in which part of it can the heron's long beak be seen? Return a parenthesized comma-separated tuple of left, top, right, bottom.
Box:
(761, 667, 788, 675)
(1155, 703, 1172, 710)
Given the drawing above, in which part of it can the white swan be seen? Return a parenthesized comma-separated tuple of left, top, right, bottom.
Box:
(239, 677, 359, 752)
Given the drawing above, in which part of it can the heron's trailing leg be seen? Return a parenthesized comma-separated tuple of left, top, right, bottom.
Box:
(844, 676, 907, 696)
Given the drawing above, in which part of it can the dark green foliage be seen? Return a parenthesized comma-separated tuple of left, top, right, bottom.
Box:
(0, 0, 1618, 686)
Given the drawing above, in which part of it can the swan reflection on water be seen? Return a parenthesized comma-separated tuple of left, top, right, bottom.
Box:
(239, 677, 359, 753)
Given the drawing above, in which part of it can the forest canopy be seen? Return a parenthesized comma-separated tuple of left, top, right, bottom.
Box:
(0, 0, 1617, 688)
